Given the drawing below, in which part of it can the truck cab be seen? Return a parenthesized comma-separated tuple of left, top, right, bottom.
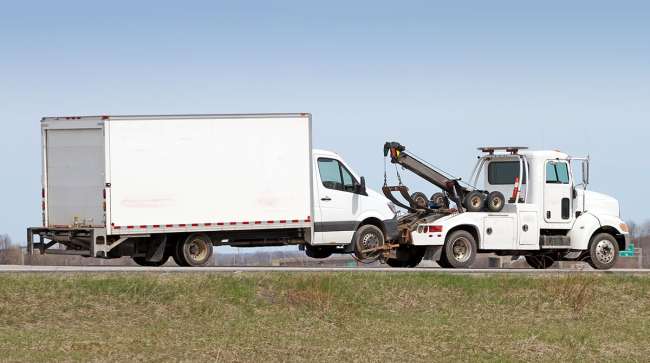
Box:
(308, 149, 399, 259)
(404, 147, 629, 270)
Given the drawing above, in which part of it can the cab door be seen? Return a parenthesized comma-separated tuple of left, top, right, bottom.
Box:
(543, 160, 573, 225)
(313, 157, 361, 244)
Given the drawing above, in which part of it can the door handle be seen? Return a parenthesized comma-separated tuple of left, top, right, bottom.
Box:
(321, 196, 332, 201)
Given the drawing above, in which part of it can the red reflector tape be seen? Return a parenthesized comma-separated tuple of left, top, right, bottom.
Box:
(191, 223, 199, 227)
(254, 221, 261, 224)
(153, 225, 160, 228)
(217, 222, 224, 226)
(166, 224, 173, 227)
(127, 226, 134, 229)
(280, 220, 287, 224)
(178, 224, 186, 227)
(242, 221, 250, 225)
(267, 221, 274, 224)
(204, 223, 212, 226)
(139, 225, 146, 228)
(292, 219, 299, 223)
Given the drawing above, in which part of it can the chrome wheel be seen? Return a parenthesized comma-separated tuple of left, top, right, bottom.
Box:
(595, 239, 615, 265)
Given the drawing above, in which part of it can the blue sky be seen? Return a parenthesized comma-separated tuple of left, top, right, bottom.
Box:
(1, 1, 649, 242)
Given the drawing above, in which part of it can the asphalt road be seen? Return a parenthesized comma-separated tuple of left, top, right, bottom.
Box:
(1, 265, 650, 274)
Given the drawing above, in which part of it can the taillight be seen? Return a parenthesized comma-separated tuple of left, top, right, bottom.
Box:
(429, 225, 443, 233)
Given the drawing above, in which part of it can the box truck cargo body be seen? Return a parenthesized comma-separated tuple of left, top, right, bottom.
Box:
(28, 114, 398, 266)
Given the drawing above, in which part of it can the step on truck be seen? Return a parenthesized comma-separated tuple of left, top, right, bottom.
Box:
(27, 114, 398, 266)
(378, 142, 630, 269)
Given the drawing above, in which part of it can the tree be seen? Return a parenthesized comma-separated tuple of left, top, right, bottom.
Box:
(0, 234, 12, 250)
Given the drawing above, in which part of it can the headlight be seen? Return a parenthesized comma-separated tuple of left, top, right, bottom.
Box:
(387, 202, 398, 215)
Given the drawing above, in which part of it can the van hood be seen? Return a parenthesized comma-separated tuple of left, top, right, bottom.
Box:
(583, 190, 620, 217)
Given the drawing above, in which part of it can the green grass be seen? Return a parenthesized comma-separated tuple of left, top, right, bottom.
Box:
(0, 272, 649, 362)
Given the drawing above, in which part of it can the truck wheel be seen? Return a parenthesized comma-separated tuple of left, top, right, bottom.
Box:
(410, 192, 429, 209)
(132, 255, 170, 267)
(486, 191, 505, 212)
(524, 255, 555, 269)
(385, 258, 408, 268)
(407, 251, 424, 267)
(176, 233, 213, 267)
(305, 246, 333, 259)
(353, 224, 385, 262)
(430, 192, 449, 208)
(464, 191, 486, 212)
(437, 256, 453, 268)
(588, 233, 619, 270)
(443, 230, 477, 268)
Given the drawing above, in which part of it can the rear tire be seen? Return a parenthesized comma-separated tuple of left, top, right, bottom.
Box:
(175, 233, 213, 267)
(305, 246, 333, 259)
(587, 233, 619, 270)
(525, 255, 555, 269)
(132, 255, 169, 267)
(486, 191, 505, 212)
(464, 191, 486, 212)
(385, 258, 408, 268)
(443, 230, 477, 268)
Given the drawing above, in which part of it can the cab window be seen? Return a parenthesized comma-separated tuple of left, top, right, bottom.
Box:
(488, 161, 527, 185)
(546, 161, 570, 184)
(318, 158, 358, 192)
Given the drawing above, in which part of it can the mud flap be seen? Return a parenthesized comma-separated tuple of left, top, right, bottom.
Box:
(423, 245, 443, 261)
(145, 235, 167, 262)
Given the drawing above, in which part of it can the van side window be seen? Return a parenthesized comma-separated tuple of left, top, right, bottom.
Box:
(318, 158, 358, 192)
(488, 161, 527, 185)
(546, 161, 570, 184)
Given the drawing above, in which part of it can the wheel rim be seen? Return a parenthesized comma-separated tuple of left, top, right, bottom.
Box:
(415, 197, 426, 208)
(451, 237, 471, 262)
(595, 239, 615, 265)
(187, 238, 209, 262)
(470, 196, 482, 209)
(358, 231, 382, 260)
(490, 197, 502, 210)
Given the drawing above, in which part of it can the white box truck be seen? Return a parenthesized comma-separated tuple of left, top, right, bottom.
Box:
(28, 114, 398, 266)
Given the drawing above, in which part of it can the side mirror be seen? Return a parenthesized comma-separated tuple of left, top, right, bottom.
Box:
(358, 176, 368, 196)
(581, 160, 590, 185)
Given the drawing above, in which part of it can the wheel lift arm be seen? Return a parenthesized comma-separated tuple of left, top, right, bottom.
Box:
(383, 142, 469, 212)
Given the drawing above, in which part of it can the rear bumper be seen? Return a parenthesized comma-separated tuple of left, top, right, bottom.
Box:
(384, 216, 400, 241)
(27, 227, 106, 257)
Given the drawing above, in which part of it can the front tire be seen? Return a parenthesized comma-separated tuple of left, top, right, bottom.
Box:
(443, 230, 477, 268)
(353, 224, 385, 262)
(588, 233, 619, 270)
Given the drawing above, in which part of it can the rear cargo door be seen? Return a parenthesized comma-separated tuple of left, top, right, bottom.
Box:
(46, 128, 105, 226)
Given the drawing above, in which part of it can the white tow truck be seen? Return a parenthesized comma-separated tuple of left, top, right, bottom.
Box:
(378, 143, 630, 270)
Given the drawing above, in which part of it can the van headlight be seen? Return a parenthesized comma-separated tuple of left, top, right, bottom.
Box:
(387, 202, 398, 215)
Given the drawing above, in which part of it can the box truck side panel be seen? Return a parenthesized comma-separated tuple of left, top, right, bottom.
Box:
(107, 116, 312, 229)
(45, 128, 105, 227)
